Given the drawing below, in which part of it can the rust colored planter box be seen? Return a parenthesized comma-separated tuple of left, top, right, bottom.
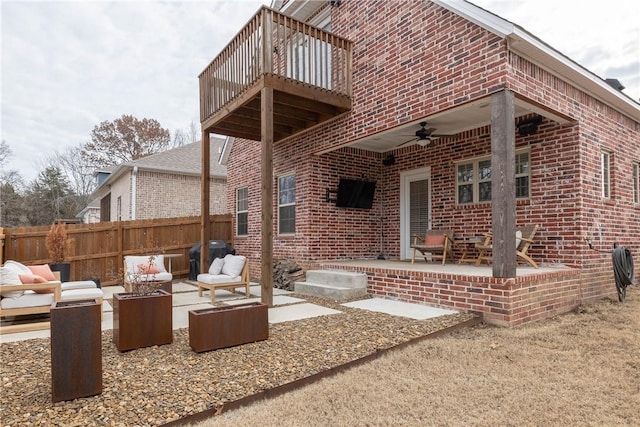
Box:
(189, 302, 268, 353)
(113, 290, 172, 352)
(50, 299, 102, 402)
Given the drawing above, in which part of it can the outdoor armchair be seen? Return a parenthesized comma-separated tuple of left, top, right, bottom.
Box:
(475, 224, 539, 268)
(410, 229, 455, 265)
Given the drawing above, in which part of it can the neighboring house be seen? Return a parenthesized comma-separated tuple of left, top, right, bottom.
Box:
(76, 198, 101, 224)
(201, 0, 640, 325)
(91, 139, 227, 221)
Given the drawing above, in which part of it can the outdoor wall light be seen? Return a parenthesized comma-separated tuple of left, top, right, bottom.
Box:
(517, 115, 543, 137)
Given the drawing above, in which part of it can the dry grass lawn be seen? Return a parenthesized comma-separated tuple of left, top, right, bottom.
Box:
(194, 288, 640, 426)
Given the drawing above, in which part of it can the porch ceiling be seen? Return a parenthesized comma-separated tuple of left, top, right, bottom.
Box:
(335, 94, 574, 154)
(202, 76, 352, 143)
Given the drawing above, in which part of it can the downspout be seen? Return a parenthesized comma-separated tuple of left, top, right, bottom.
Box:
(131, 166, 138, 220)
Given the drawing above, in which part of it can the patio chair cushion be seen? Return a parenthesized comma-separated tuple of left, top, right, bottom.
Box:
(125, 255, 169, 274)
(208, 258, 225, 275)
(424, 234, 446, 245)
(515, 230, 523, 249)
(0, 266, 24, 298)
(18, 274, 54, 294)
(138, 263, 161, 275)
(19, 274, 48, 284)
(221, 255, 246, 279)
(27, 264, 56, 281)
(197, 273, 243, 285)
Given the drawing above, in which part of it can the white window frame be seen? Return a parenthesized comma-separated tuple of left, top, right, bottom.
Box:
(456, 149, 530, 205)
(601, 150, 611, 199)
(278, 173, 296, 235)
(236, 187, 248, 236)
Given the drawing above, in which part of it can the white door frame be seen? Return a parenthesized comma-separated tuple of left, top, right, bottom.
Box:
(400, 167, 432, 260)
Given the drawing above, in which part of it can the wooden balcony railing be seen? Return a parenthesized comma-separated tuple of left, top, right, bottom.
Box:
(199, 6, 352, 130)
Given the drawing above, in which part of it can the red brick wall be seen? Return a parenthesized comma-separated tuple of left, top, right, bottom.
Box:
(225, 0, 640, 320)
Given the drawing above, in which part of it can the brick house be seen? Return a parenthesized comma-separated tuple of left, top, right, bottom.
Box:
(199, 0, 640, 325)
(92, 139, 227, 221)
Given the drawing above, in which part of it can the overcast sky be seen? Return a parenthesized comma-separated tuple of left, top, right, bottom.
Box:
(2, 0, 639, 183)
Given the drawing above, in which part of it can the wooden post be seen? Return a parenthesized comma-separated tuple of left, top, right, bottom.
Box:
(261, 86, 274, 307)
(490, 89, 517, 278)
(201, 131, 211, 273)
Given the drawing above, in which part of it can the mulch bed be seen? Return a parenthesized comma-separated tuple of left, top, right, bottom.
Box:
(0, 295, 474, 427)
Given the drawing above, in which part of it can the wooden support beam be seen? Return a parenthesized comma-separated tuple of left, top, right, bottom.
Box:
(491, 89, 517, 278)
(200, 131, 211, 273)
(261, 86, 274, 307)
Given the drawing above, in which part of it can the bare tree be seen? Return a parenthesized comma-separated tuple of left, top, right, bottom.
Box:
(37, 145, 95, 217)
(171, 120, 200, 147)
(53, 146, 95, 198)
(81, 114, 170, 168)
(0, 140, 11, 166)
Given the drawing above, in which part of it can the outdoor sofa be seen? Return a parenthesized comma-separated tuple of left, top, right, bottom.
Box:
(0, 260, 103, 334)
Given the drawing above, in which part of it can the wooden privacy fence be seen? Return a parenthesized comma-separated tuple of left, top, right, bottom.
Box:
(0, 216, 233, 287)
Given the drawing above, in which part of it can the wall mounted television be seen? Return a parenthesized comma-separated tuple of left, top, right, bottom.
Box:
(335, 179, 376, 209)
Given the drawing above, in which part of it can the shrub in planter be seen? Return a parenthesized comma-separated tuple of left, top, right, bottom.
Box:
(46, 222, 71, 282)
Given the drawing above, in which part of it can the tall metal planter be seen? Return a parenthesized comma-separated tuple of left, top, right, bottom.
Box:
(112, 290, 172, 352)
(50, 299, 102, 402)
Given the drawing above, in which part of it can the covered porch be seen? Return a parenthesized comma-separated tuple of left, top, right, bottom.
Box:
(317, 259, 581, 326)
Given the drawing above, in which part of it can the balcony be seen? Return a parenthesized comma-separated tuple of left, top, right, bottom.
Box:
(199, 6, 352, 142)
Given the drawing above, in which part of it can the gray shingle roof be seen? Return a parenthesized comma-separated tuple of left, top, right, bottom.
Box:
(127, 138, 226, 177)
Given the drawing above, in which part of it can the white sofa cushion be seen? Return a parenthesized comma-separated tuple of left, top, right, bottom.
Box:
(61, 280, 97, 291)
(61, 288, 104, 301)
(125, 255, 168, 274)
(0, 291, 53, 308)
(197, 273, 242, 285)
(221, 255, 246, 279)
(125, 255, 172, 284)
(0, 266, 24, 298)
(4, 260, 31, 275)
(208, 258, 225, 275)
(134, 272, 173, 282)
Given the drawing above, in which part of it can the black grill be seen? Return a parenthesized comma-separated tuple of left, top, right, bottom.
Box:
(188, 240, 236, 280)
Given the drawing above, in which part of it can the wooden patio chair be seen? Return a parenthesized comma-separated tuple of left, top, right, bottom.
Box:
(475, 224, 540, 268)
(411, 229, 454, 265)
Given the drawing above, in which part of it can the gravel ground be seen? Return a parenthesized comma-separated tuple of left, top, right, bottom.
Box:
(0, 295, 473, 427)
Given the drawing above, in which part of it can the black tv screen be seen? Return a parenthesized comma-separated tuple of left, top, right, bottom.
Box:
(336, 179, 376, 209)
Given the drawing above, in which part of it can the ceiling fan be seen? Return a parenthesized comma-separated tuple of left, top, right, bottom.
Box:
(397, 122, 453, 147)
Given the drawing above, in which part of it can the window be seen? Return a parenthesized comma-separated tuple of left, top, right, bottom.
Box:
(456, 150, 530, 204)
(236, 187, 248, 236)
(601, 151, 611, 198)
(278, 174, 296, 234)
(633, 162, 639, 204)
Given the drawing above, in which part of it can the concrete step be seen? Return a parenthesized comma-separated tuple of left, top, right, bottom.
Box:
(294, 281, 367, 302)
(304, 270, 367, 289)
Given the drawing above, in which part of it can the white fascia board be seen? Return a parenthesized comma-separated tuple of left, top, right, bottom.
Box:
(219, 136, 234, 166)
